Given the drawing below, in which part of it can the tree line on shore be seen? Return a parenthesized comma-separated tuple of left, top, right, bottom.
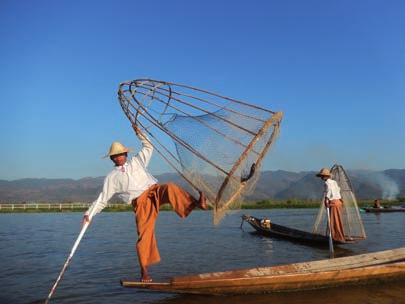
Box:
(1, 198, 404, 213)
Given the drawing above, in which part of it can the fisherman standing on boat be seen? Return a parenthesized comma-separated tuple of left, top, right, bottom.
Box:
(82, 124, 208, 282)
(316, 168, 346, 242)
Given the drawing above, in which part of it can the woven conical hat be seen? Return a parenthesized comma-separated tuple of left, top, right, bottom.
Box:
(316, 167, 331, 177)
(103, 142, 132, 158)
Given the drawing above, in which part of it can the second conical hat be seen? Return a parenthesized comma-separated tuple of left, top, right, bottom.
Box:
(316, 167, 331, 177)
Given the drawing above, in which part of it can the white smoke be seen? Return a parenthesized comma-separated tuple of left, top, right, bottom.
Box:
(376, 173, 400, 200)
(365, 172, 400, 201)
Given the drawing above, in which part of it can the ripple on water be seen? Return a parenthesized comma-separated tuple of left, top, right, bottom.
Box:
(0, 210, 404, 304)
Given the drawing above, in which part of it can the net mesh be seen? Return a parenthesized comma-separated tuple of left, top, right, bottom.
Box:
(118, 79, 283, 224)
(312, 164, 367, 241)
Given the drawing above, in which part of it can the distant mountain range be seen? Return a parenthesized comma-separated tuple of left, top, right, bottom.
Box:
(0, 169, 404, 203)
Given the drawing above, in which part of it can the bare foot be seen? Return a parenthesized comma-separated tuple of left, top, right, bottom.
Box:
(198, 191, 208, 210)
(140, 267, 152, 283)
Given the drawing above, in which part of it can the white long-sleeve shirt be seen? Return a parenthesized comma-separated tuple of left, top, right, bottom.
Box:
(324, 178, 342, 201)
(85, 133, 157, 219)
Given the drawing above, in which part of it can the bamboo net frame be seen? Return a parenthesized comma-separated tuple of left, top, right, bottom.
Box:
(118, 79, 283, 224)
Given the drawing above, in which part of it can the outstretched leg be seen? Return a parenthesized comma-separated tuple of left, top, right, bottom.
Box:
(156, 183, 208, 216)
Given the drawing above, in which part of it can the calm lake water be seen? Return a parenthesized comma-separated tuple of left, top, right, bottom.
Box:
(0, 209, 404, 304)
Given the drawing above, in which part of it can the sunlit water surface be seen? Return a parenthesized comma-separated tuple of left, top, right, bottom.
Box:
(0, 209, 404, 304)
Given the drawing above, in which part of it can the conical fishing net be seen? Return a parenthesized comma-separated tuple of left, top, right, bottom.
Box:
(118, 79, 283, 224)
(313, 164, 366, 241)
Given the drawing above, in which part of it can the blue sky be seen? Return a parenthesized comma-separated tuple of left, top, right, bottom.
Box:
(1, 0, 404, 180)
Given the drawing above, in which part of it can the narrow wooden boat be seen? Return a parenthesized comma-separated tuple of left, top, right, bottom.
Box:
(362, 206, 405, 213)
(240, 215, 355, 246)
(121, 247, 405, 295)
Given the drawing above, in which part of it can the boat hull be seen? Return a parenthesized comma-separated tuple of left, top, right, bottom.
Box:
(241, 215, 353, 246)
(121, 247, 405, 295)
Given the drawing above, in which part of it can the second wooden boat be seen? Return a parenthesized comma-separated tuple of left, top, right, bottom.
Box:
(240, 215, 357, 246)
(362, 206, 405, 213)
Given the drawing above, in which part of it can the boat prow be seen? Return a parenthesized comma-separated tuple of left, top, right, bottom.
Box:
(120, 281, 170, 287)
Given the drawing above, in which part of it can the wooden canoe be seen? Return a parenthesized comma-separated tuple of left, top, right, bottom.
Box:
(121, 247, 405, 295)
(241, 215, 356, 246)
(362, 206, 405, 213)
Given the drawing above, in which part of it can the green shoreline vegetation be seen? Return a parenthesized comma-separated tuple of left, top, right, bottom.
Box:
(0, 198, 404, 213)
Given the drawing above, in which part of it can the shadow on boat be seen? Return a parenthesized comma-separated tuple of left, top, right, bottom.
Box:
(152, 277, 405, 304)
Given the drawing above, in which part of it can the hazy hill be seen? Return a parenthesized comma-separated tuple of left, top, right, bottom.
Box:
(269, 172, 322, 200)
(0, 169, 404, 203)
(251, 170, 309, 199)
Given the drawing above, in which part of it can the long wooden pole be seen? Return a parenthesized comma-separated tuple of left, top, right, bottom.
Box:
(45, 221, 90, 303)
(326, 206, 334, 258)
